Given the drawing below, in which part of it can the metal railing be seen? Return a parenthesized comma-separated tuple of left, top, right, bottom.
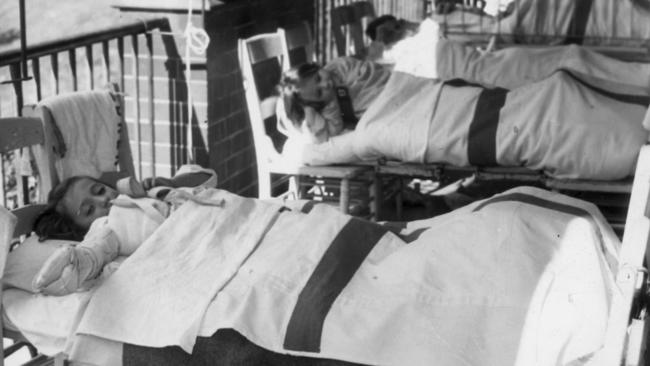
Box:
(0, 17, 169, 208)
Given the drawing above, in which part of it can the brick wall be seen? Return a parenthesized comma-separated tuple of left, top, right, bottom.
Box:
(118, 0, 314, 196)
(205, 0, 314, 197)
(117, 8, 210, 180)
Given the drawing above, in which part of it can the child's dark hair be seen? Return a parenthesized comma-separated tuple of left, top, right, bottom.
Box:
(33, 175, 102, 242)
(278, 62, 325, 128)
(365, 15, 398, 41)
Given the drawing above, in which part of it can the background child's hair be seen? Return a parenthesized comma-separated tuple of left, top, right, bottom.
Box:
(33, 175, 107, 242)
(278, 63, 325, 128)
(365, 14, 398, 41)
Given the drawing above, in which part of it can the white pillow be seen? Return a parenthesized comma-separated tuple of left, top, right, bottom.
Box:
(0, 206, 17, 275)
(3, 236, 76, 293)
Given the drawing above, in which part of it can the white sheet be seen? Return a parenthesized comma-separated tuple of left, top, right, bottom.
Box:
(2, 289, 92, 356)
(62, 186, 620, 366)
(303, 69, 648, 180)
(198, 187, 619, 366)
(434, 0, 650, 44)
(74, 189, 283, 352)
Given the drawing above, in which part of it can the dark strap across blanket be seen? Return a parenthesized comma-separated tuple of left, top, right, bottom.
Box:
(444, 70, 650, 167)
(563, 0, 594, 45)
(335, 86, 359, 130)
(444, 79, 509, 167)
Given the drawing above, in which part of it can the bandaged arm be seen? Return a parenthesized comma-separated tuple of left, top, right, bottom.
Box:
(32, 218, 121, 296)
(302, 104, 345, 144)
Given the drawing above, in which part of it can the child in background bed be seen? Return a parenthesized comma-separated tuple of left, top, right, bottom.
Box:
(31, 165, 219, 296)
(365, 14, 420, 63)
(279, 57, 391, 144)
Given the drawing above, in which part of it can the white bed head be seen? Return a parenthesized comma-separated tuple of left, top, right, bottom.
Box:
(598, 144, 650, 364)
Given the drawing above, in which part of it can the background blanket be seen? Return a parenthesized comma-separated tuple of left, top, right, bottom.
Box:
(68, 187, 619, 366)
(434, 0, 650, 44)
(306, 69, 648, 179)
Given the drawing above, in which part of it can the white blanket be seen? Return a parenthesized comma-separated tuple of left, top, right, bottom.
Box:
(435, 0, 650, 44)
(66, 187, 619, 366)
(301, 69, 648, 180)
(36, 90, 120, 192)
(74, 189, 283, 351)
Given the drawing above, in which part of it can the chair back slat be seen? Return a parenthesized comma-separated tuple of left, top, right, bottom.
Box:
(246, 36, 286, 64)
(11, 204, 47, 238)
(331, 1, 376, 57)
(0, 118, 44, 154)
(239, 33, 291, 198)
(280, 21, 315, 66)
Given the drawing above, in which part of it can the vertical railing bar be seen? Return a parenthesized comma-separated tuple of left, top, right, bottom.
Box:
(86, 44, 94, 89)
(9, 63, 28, 206)
(118, 36, 125, 91)
(146, 32, 155, 177)
(68, 48, 78, 91)
(102, 40, 111, 84)
(19, 0, 28, 79)
(32, 57, 42, 101)
(51, 52, 60, 94)
(131, 33, 142, 179)
(0, 155, 6, 207)
(9, 63, 24, 116)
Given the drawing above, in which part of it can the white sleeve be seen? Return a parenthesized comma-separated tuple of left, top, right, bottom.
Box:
(297, 131, 362, 165)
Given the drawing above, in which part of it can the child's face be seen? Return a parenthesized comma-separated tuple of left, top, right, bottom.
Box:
(297, 69, 335, 104)
(60, 178, 118, 230)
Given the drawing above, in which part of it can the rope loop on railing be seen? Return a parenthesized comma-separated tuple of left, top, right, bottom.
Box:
(185, 24, 210, 55)
(183, 0, 211, 164)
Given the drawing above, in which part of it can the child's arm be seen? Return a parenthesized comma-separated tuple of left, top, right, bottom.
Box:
(303, 104, 344, 144)
(141, 172, 212, 191)
(141, 166, 217, 191)
(32, 218, 121, 296)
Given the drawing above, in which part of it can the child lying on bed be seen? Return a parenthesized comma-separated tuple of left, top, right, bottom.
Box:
(279, 57, 391, 144)
(30, 165, 218, 296)
(369, 17, 650, 93)
(280, 20, 650, 151)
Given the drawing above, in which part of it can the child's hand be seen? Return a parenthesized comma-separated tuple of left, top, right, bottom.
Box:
(33, 246, 83, 296)
(141, 177, 174, 191)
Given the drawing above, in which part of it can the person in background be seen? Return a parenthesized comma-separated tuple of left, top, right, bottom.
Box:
(278, 57, 391, 144)
(365, 14, 420, 63)
(31, 165, 218, 295)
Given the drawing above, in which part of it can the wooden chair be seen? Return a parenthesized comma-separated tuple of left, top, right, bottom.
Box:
(0, 117, 65, 365)
(23, 83, 135, 200)
(331, 1, 376, 58)
(238, 32, 373, 214)
(278, 21, 315, 66)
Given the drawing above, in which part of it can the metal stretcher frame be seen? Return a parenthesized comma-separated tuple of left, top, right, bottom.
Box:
(373, 160, 633, 226)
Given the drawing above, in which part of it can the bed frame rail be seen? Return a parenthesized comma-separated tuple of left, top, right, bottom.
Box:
(598, 144, 650, 365)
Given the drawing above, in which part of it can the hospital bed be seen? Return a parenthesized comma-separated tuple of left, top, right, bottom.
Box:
(358, 0, 650, 223)
(2, 146, 650, 365)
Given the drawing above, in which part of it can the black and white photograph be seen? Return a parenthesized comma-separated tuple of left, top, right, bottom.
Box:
(1, 0, 650, 365)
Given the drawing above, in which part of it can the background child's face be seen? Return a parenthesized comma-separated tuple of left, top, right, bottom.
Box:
(297, 69, 335, 104)
(60, 178, 118, 230)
